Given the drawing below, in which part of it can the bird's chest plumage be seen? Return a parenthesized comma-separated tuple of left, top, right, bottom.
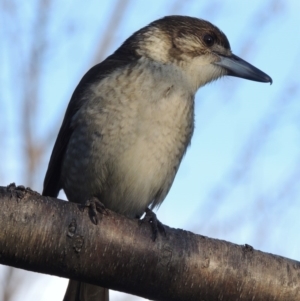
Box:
(62, 63, 194, 217)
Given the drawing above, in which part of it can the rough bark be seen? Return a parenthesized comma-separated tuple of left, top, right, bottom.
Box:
(0, 184, 299, 301)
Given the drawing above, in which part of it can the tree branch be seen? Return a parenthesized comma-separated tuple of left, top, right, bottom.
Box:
(0, 184, 299, 301)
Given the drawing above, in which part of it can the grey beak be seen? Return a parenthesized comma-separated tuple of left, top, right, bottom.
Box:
(215, 53, 272, 84)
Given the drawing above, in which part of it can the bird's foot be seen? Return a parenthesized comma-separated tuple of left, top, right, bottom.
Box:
(139, 208, 166, 241)
(80, 197, 108, 225)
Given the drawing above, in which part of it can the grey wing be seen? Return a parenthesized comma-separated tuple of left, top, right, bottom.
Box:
(42, 54, 138, 198)
(42, 96, 83, 197)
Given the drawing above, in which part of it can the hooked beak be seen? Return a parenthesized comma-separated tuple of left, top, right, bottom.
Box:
(215, 53, 272, 84)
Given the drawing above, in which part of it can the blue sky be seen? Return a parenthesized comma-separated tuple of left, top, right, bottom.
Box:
(1, 0, 300, 300)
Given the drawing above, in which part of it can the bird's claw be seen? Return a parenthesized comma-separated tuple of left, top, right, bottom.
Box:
(139, 208, 166, 241)
(80, 197, 108, 225)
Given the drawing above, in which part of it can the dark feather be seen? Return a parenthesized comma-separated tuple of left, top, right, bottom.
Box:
(42, 48, 140, 197)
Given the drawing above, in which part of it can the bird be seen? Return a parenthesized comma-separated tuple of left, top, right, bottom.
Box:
(42, 15, 272, 301)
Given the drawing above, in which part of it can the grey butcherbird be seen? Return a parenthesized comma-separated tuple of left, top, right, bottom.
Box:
(43, 15, 272, 301)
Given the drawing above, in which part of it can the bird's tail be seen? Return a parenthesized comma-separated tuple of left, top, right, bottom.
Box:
(63, 280, 109, 301)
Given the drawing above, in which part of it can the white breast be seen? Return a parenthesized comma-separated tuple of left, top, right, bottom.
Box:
(63, 59, 195, 218)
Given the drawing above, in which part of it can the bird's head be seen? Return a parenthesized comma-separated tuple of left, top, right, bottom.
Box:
(119, 16, 272, 91)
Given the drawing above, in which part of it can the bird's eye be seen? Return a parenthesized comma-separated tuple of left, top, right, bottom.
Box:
(203, 34, 215, 47)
